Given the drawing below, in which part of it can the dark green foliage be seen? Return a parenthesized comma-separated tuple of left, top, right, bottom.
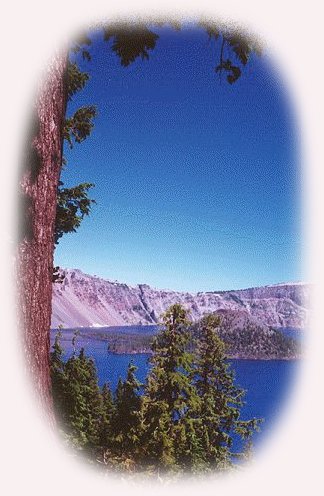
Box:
(49, 22, 266, 473)
(103, 24, 159, 66)
(215, 318, 300, 359)
(61, 346, 103, 449)
(86, 320, 300, 358)
(139, 307, 261, 474)
(226, 33, 251, 66)
(99, 331, 153, 354)
(216, 58, 242, 84)
(140, 305, 204, 472)
(26, 22, 259, 250)
(52, 265, 64, 283)
(102, 22, 260, 85)
(112, 364, 142, 456)
(193, 314, 261, 468)
(99, 382, 115, 447)
(55, 181, 96, 245)
(64, 106, 97, 148)
(50, 332, 104, 450)
(199, 21, 220, 41)
(70, 33, 92, 62)
(50, 331, 66, 418)
(52, 43, 97, 259)
(199, 21, 261, 84)
(55, 64, 97, 252)
(66, 61, 90, 101)
(50, 305, 262, 476)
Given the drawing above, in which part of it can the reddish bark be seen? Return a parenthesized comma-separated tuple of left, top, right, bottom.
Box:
(17, 53, 67, 421)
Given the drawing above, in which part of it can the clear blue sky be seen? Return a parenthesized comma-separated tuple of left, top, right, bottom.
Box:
(54, 25, 301, 292)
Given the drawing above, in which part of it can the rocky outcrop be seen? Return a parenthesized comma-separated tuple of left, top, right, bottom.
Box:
(51, 268, 310, 329)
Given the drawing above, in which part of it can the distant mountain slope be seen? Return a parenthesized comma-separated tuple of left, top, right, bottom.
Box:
(51, 268, 310, 329)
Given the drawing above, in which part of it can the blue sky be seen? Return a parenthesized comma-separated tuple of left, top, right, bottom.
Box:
(54, 25, 301, 292)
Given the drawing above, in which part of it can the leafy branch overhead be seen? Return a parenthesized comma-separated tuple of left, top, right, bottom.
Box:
(200, 21, 261, 84)
(70, 33, 92, 62)
(216, 32, 261, 83)
(103, 24, 160, 66)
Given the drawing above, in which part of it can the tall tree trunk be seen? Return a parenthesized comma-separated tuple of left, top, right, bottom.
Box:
(17, 53, 67, 421)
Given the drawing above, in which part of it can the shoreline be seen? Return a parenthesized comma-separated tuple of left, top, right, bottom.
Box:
(106, 350, 301, 360)
(50, 325, 301, 361)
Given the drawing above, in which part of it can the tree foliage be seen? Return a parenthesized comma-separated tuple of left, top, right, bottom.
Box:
(199, 20, 261, 83)
(51, 334, 104, 450)
(63, 106, 97, 148)
(87, 319, 300, 358)
(193, 314, 261, 468)
(112, 364, 142, 456)
(66, 61, 90, 100)
(50, 305, 262, 476)
(49, 330, 66, 418)
(53, 53, 97, 261)
(55, 181, 95, 245)
(98, 382, 115, 448)
(103, 24, 159, 66)
(140, 304, 203, 472)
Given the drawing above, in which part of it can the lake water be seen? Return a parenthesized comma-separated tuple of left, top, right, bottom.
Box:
(50, 326, 299, 455)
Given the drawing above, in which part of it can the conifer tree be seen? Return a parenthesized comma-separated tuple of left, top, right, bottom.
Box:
(63, 347, 103, 450)
(99, 382, 115, 447)
(140, 304, 203, 473)
(50, 331, 66, 419)
(112, 364, 142, 457)
(49, 309, 262, 474)
(193, 314, 261, 469)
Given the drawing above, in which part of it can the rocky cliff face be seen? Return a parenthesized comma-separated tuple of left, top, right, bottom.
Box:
(51, 268, 309, 329)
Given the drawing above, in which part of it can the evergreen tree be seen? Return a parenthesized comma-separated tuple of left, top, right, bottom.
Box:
(112, 364, 142, 457)
(50, 331, 66, 419)
(140, 304, 203, 473)
(49, 309, 263, 475)
(193, 314, 261, 469)
(97, 382, 115, 453)
(63, 346, 103, 450)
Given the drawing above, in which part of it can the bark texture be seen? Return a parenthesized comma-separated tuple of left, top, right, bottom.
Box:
(17, 54, 67, 420)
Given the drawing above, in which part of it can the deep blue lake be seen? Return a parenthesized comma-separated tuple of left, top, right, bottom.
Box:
(50, 326, 299, 455)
